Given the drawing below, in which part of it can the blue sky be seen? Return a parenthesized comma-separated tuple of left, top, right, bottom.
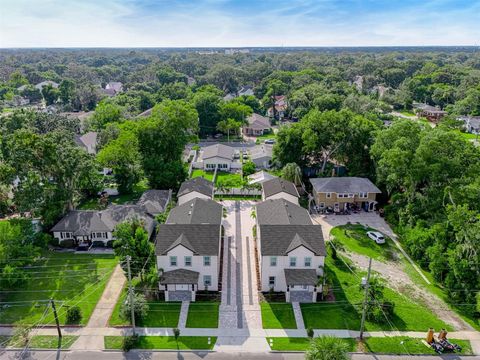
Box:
(1, 0, 479, 47)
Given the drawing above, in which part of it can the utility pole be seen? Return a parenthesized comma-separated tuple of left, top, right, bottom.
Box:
(126, 255, 136, 335)
(50, 298, 62, 338)
(359, 257, 372, 340)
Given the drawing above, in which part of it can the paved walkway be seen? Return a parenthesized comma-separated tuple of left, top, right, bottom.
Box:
(178, 301, 190, 329)
(291, 303, 305, 330)
(70, 264, 126, 350)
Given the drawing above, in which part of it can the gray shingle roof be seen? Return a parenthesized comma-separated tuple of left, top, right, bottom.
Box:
(259, 225, 326, 256)
(202, 144, 235, 160)
(262, 178, 299, 199)
(177, 177, 214, 198)
(167, 198, 222, 225)
(284, 269, 318, 286)
(74, 132, 98, 154)
(250, 145, 273, 161)
(101, 205, 155, 237)
(160, 269, 199, 284)
(246, 113, 271, 130)
(156, 224, 220, 256)
(256, 199, 312, 225)
(309, 177, 381, 194)
(137, 190, 172, 215)
(50, 211, 110, 235)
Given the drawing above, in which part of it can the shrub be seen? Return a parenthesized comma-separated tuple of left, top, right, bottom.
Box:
(92, 240, 105, 248)
(106, 240, 114, 248)
(242, 161, 256, 176)
(122, 334, 138, 352)
(59, 239, 75, 248)
(173, 328, 180, 340)
(307, 327, 314, 338)
(121, 293, 149, 322)
(306, 336, 349, 360)
(66, 306, 82, 324)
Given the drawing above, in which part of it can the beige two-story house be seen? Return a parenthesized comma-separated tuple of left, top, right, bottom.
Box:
(309, 177, 381, 212)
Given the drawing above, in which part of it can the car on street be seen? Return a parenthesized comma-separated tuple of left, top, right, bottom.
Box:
(367, 231, 386, 244)
(264, 139, 275, 144)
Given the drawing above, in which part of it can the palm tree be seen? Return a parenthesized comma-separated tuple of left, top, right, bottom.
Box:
(282, 163, 303, 187)
(305, 336, 349, 360)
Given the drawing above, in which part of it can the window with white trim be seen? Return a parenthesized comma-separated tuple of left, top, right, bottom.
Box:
(304, 257, 312, 267)
(268, 276, 275, 288)
(184, 256, 192, 266)
(290, 257, 297, 267)
(203, 275, 212, 287)
(270, 257, 277, 266)
(203, 256, 211, 266)
(326, 192, 331, 198)
(358, 192, 368, 198)
(170, 256, 177, 266)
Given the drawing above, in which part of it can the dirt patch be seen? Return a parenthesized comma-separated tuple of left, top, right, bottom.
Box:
(343, 250, 473, 331)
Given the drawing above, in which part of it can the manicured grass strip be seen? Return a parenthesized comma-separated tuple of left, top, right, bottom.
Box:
(0, 336, 78, 349)
(364, 336, 472, 355)
(191, 169, 214, 181)
(104, 336, 216, 350)
(301, 255, 451, 331)
(267, 337, 356, 351)
(331, 224, 396, 262)
(261, 302, 297, 329)
(186, 302, 219, 328)
(0, 253, 117, 326)
(109, 290, 181, 327)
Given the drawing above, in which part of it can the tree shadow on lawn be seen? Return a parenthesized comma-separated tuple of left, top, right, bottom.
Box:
(1, 253, 115, 326)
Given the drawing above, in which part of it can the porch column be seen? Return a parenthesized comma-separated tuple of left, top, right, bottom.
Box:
(312, 286, 317, 303)
(165, 290, 169, 301)
(286, 285, 290, 303)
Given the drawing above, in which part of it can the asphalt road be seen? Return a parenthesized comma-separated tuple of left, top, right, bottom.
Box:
(0, 351, 479, 360)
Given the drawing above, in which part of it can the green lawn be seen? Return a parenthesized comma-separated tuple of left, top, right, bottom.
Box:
(261, 302, 297, 329)
(186, 302, 219, 328)
(454, 130, 478, 140)
(0, 336, 78, 349)
(0, 253, 117, 326)
(301, 256, 451, 331)
(109, 289, 181, 327)
(267, 337, 356, 352)
(399, 110, 416, 117)
(191, 169, 215, 181)
(215, 172, 244, 188)
(331, 224, 396, 262)
(104, 336, 216, 350)
(364, 336, 472, 355)
(254, 132, 276, 144)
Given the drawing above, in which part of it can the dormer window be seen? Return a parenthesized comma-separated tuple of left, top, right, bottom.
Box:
(326, 193, 331, 198)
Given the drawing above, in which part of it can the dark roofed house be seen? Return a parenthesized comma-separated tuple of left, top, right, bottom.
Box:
(250, 144, 273, 169)
(51, 189, 171, 249)
(167, 198, 223, 225)
(256, 199, 312, 226)
(156, 223, 222, 301)
(243, 113, 271, 136)
(177, 177, 214, 205)
(413, 102, 447, 123)
(310, 177, 381, 213)
(137, 190, 172, 216)
(103, 82, 123, 97)
(262, 178, 299, 204)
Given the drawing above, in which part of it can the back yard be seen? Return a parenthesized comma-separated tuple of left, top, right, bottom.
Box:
(0, 253, 117, 326)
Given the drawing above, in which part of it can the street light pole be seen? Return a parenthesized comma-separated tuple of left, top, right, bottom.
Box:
(126, 255, 136, 335)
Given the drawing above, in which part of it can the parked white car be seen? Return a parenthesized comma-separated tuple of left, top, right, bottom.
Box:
(367, 231, 386, 244)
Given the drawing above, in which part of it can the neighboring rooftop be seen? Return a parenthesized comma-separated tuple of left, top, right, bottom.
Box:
(75, 131, 98, 154)
(177, 177, 214, 198)
(202, 144, 235, 160)
(309, 177, 381, 194)
(248, 170, 278, 185)
(256, 199, 312, 225)
(156, 224, 220, 256)
(105, 82, 123, 93)
(50, 210, 110, 235)
(258, 224, 326, 256)
(262, 178, 299, 198)
(251, 144, 273, 160)
(35, 80, 59, 90)
(137, 190, 172, 216)
(167, 198, 223, 225)
(246, 113, 271, 130)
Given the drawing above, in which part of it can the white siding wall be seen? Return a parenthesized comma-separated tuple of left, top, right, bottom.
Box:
(203, 156, 232, 171)
(157, 245, 219, 291)
(264, 192, 299, 205)
(177, 191, 211, 205)
(53, 231, 113, 243)
(260, 246, 325, 292)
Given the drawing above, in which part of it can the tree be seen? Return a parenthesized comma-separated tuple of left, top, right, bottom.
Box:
(20, 85, 42, 103)
(242, 161, 256, 177)
(59, 79, 75, 104)
(9, 71, 29, 88)
(219, 101, 252, 123)
(41, 84, 59, 105)
(113, 219, 155, 281)
(273, 123, 305, 166)
(281, 163, 302, 187)
(121, 293, 149, 322)
(305, 336, 349, 360)
(216, 118, 241, 142)
(97, 130, 142, 194)
(89, 101, 123, 130)
(193, 86, 222, 137)
(137, 100, 198, 189)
